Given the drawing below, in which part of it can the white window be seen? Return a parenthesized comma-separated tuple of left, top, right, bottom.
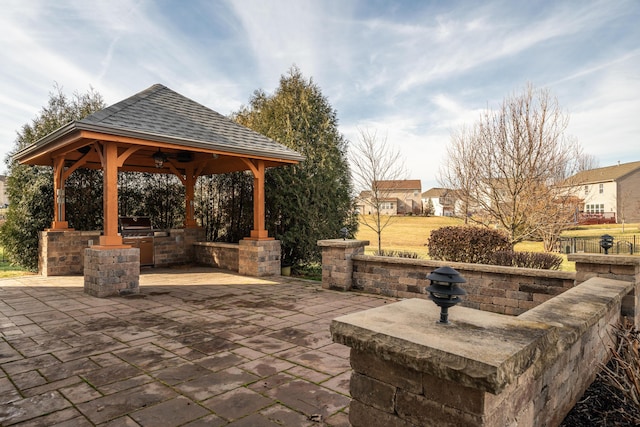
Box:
(585, 204, 604, 214)
(380, 202, 395, 210)
(599, 183, 604, 194)
(584, 185, 589, 195)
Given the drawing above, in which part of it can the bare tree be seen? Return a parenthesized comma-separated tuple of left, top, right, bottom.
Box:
(439, 84, 585, 249)
(438, 125, 479, 224)
(350, 128, 406, 253)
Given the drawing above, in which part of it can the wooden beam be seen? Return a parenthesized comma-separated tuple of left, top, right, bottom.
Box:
(62, 149, 93, 181)
(244, 159, 271, 240)
(116, 146, 140, 167)
(50, 156, 70, 230)
(80, 131, 299, 165)
(184, 166, 197, 228)
(165, 161, 187, 185)
(98, 142, 123, 247)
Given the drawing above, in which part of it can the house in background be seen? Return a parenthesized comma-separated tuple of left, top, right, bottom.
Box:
(356, 180, 422, 215)
(568, 160, 640, 224)
(0, 175, 8, 207)
(421, 187, 457, 216)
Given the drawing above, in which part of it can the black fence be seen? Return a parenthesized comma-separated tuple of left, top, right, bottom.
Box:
(557, 235, 639, 255)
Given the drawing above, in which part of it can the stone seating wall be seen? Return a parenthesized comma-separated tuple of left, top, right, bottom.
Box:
(320, 239, 640, 426)
(193, 242, 239, 271)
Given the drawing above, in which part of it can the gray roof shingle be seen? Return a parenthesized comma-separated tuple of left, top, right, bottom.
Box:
(15, 84, 304, 164)
(570, 160, 640, 184)
(78, 84, 303, 160)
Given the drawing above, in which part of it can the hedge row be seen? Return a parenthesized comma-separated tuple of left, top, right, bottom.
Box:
(428, 226, 562, 270)
(428, 226, 512, 264)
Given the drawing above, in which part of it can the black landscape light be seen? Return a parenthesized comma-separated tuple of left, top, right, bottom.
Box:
(600, 234, 614, 255)
(426, 266, 467, 325)
(340, 227, 349, 240)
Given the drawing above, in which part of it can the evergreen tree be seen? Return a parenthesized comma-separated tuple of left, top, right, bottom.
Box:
(195, 172, 253, 242)
(1, 85, 105, 270)
(234, 66, 357, 265)
(425, 198, 435, 216)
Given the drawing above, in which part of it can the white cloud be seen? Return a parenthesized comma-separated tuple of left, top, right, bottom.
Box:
(0, 0, 638, 181)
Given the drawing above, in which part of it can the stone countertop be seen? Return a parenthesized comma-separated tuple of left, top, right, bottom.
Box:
(331, 298, 557, 394)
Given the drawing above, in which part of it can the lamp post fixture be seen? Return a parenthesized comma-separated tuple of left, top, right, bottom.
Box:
(600, 234, 614, 255)
(340, 227, 349, 240)
(426, 266, 467, 325)
(152, 150, 167, 168)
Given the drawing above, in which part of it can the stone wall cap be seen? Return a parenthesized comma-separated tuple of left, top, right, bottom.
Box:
(518, 277, 633, 349)
(317, 239, 370, 248)
(568, 253, 640, 265)
(193, 242, 239, 249)
(331, 298, 557, 394)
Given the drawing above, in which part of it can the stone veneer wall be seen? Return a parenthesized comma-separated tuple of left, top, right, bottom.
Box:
(153, 228, 206, 267)
(318, 239, 369, 291)
(569, 253, 640, 326)
(238, 239, 281, 277)
(318, 240, 575, 315)
(351, 255, 576, 316)
(38, 228, 205, 275)
(193, 242, 239, 271)
(84, 247, 140, 297)
(39, 230, 102, 276)
(333, 276, 633, 427)
(352, 255, 576, 315)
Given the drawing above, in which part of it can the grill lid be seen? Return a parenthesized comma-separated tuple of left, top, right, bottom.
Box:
(119, 216, 153, 234)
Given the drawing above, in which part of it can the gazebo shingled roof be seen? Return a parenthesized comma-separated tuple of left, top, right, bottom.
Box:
(15, 84, 304, 173)
(13, 84, 303, 246)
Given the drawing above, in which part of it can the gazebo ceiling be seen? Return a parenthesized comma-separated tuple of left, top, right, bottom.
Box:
(14, 84, 304, 174)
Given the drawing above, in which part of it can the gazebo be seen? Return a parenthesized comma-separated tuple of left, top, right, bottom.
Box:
(13, 84, 304, 296)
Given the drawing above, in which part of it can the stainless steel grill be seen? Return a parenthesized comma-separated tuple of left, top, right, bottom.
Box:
(120, 217, 155, 266)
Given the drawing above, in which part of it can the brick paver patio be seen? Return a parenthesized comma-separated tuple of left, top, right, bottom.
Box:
(0, 267, 395, 426)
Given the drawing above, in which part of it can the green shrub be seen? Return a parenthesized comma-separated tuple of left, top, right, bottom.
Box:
(291, 262, 322, 281)
(428, 226, 511, 264)
(490, 251, 563, 270)
(374, 249, 420, 259)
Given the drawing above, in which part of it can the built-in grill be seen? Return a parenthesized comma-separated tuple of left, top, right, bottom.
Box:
(120, 216, 155, 266)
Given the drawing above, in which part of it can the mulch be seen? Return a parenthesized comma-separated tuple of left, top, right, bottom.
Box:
(561, 373, 640, 426)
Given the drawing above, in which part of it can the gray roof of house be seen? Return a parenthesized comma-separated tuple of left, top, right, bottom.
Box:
(15, 84, 304, 163)
(570, 160, 640, 185)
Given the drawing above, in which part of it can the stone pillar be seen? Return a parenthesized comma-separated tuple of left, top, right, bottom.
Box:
(569, 253, 640, 326)
(84, 247, 140, 297)
(238, 239, 280, 277)
(317, 239, 369, 291)
(183, 227, 206, 262)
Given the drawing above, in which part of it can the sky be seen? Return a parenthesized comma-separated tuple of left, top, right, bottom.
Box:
(1, 0, 639, 190)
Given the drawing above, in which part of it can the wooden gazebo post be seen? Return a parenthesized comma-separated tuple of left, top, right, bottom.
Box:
(238, 158, 280, 276)
(242, 159, 270, 240)
(184, 167, 198, 228)
(99, 141, 124, 247)
(51, 156, 70, 230)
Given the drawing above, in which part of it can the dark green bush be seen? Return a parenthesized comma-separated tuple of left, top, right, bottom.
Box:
(490, 251, 563, 270)
(428, 226, 511, 264)
(374, 249, 421, 259)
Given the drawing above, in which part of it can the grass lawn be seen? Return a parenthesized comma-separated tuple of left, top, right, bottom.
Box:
(354, 216, 640, 272)
(356, 215, 465, 258)
(0, 247, 32, 278)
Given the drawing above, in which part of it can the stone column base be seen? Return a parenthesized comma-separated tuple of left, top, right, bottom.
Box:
(317, 239, 369, 291)
(84, 247, 140, 297)
(238, 239, 280, 277)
